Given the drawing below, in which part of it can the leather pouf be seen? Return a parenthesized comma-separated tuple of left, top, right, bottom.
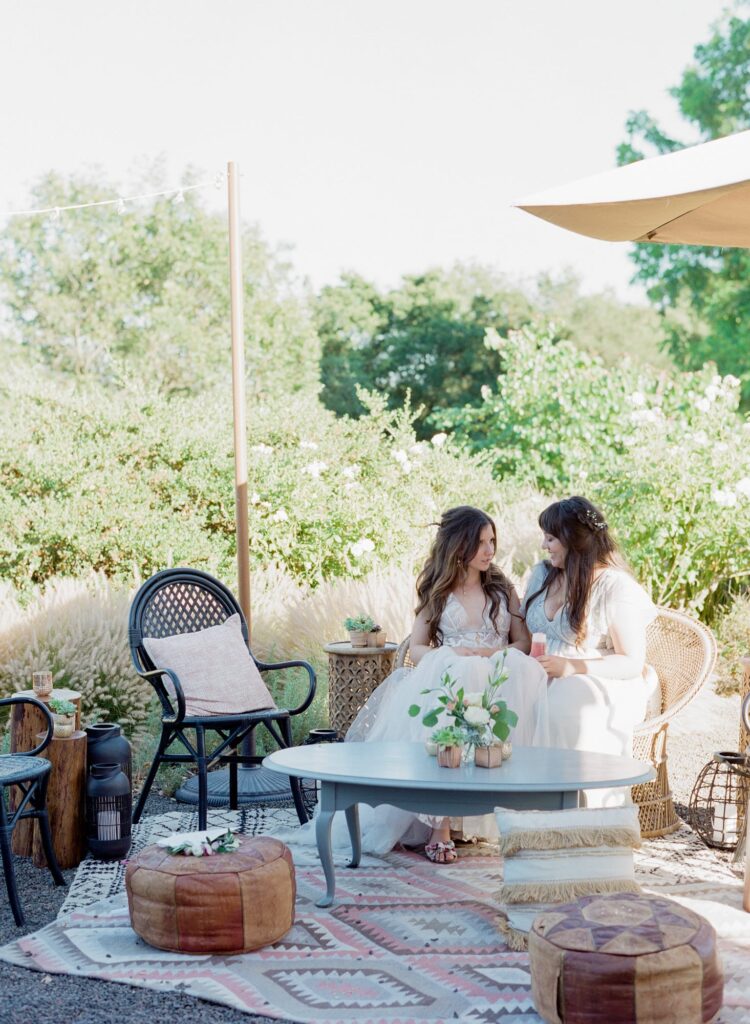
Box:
(125, 835, 296, 954)
(529, 892, 723, 1024)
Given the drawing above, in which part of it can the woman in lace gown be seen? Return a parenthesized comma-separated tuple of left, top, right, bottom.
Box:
(344, 506, 549, 860)
(522, 496, 659, 807)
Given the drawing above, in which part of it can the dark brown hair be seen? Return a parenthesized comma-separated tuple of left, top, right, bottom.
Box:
(415, 506, 514, 647)
(526, 496, 624, 645)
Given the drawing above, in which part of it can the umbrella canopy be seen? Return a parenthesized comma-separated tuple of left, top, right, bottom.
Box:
(515, 129, 750, 247)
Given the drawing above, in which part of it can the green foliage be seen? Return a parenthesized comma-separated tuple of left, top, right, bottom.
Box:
(315, 265, 535, 426)
(431, 724, 465, 747)
(343, 614, 375, 632)
(49, 698, 76, 715)
(437, 322, 750, 620)
(316, 265, 667, 431)
(617, 5, 750, 403)
(433, 324, 644, 490)
(0, 166, 320, 399)
(0, 368, 498, 593)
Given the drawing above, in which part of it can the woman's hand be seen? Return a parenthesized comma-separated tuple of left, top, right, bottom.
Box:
(536, 654, 577, 678)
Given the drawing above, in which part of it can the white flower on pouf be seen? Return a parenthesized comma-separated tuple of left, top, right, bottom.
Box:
(298, 440, 318, 450)
(711, 488, 737, 508)
(628, 391, 646, 407)
(695, 397, 711, 413)
(431, 432, 447, 447)
(464, 706, 491, 726)
(350, 537, 375, 558)
(303, 460, 328, 478)
(342, 464, 360, 478)
(463, 691, 485, 707)
(251, 443, 274, 456)
(735, 477, 750, 498)
(272, 508, 289, 522)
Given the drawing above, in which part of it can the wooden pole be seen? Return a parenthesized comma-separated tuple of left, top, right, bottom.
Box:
(227, 161, 251, 637)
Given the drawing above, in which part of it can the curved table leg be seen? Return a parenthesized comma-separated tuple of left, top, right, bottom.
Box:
(345, 804, 361, 868)
(315, 808, 336, 908)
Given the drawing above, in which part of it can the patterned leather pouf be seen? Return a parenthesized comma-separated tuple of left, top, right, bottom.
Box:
(125, 835, 296, 954)
(529, 892, 723, 1024)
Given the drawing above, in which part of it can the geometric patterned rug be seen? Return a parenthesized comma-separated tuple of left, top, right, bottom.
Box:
(1, 808, 749, 1023)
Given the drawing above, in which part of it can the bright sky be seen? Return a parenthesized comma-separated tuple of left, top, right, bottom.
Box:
(0, 0, 730, 301)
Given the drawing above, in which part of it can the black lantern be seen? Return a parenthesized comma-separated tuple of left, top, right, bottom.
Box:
(86, 722, 132, 783)
(86, 763, 132, 860)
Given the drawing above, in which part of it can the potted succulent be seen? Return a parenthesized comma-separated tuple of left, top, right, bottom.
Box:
(431, 724, 465, 768)
(367, 623, 386, 647)
(49, 697, 76, 738)
(343, 614, 375, 647)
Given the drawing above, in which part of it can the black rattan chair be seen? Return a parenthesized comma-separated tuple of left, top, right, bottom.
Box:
(0, 696, 66, 925)
(128, 568, 317, 829)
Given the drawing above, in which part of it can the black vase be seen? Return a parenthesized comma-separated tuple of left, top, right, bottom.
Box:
(85, 763, 132, 860)
(86, 723, 132, 783)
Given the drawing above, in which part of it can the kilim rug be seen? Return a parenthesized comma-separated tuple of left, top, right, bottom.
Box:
(1, 808, 749, 1023)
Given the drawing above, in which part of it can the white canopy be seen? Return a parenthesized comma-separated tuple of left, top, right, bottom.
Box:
(515, 129, 750, 247)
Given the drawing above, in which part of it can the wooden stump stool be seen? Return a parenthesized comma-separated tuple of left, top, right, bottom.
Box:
(10, 688, 82, 856)
(529, 892, 723, 1024)
(32, 730, 86, 870)
(125, 835, 296, 954)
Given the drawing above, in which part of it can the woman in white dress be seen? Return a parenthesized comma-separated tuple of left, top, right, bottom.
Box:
(346, 506, 549, 861)
(522, 496, 659, 807)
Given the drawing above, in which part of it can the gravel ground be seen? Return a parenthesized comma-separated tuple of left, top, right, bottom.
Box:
(0, 687, 743, 1024)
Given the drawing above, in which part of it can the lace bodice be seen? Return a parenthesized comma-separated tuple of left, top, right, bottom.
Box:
(438, 592, 510, 649)
(523, 563, 656, 658)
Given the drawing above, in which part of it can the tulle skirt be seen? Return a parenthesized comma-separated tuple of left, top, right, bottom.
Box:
(275, 646, 550, 855)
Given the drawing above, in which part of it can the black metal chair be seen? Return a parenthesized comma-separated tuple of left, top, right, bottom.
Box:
(0, 696, 66, 925)
(128, 568, 317, 830)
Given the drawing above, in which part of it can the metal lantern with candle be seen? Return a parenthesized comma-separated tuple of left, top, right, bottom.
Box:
(85, 762, 132, 860)
(688, 751, 750, 851)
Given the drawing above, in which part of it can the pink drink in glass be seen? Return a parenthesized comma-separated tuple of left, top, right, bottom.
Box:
(530, 632, 547, 659)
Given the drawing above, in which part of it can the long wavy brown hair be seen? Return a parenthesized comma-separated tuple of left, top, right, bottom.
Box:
(525, 496, 625, 645)
(415, 506, 514, 647)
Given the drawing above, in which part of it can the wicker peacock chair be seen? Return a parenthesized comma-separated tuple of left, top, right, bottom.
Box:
(394, 607, 716, 838)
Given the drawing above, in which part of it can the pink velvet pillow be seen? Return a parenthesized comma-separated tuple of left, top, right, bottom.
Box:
(143, 613, 276, 716)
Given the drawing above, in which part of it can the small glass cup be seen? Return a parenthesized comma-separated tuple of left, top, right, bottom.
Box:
(530, 633, 547, 659)
(32, 671, 53, 698)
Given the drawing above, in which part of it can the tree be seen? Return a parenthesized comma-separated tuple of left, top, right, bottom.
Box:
(315, 265, 535, 427)
(617, 4, 750, 404)
(0, 166, 320, 398)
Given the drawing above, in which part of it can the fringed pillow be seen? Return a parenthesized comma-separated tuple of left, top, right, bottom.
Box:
(494, 805, 642, 950)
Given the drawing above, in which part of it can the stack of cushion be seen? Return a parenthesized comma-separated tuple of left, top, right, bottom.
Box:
(494, 805, 642, 949)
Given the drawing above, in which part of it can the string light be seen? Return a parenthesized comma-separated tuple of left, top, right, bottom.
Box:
(0, 175, 226, 221)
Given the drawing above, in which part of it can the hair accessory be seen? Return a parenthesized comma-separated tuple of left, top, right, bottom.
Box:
(576, 508, 607, 532)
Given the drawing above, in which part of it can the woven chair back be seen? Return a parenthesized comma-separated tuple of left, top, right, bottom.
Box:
(129, 568, 247, 671)
(640, 608, 716, 727)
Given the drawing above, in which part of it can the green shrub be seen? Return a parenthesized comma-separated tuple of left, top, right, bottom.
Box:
(0, 371, 498, 593)
(435, 324, 750, 621)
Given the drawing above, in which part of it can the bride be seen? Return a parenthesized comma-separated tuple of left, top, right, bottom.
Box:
(340, 505, 549, 861)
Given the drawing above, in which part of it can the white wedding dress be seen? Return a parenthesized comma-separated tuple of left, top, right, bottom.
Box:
(523, 563, 659, 807)
(279, 592, 550, 855)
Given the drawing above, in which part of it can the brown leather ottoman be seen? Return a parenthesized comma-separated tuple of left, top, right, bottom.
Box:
(125, 835, 295, 954)
(529, 892, 723, 1024)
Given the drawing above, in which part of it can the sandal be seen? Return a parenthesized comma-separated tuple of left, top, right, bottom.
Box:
(424, 840, 458, 864)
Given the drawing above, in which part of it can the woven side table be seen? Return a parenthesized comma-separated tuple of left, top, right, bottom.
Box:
(325, 641, 397, 737)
